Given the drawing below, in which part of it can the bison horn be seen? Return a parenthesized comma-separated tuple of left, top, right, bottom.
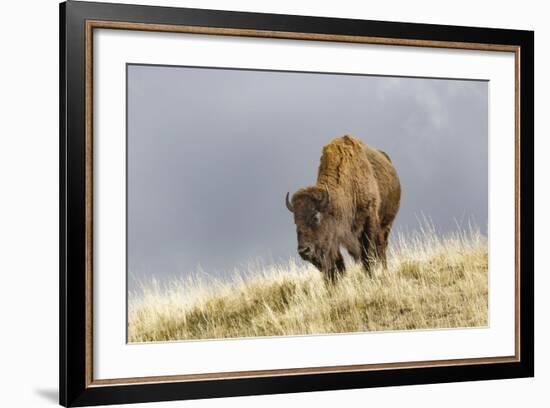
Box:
(285, 192, 294, 212)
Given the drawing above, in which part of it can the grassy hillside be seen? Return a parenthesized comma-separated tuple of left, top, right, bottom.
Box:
(128, 227, 488, 343)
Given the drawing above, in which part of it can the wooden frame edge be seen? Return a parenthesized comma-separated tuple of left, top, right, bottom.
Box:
(514, 46, 521, 361)
(87, 19, 520, 52)
(85, 20, 94, 388)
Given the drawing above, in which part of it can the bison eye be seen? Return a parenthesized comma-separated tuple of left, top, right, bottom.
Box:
(312, 212, 321, 226)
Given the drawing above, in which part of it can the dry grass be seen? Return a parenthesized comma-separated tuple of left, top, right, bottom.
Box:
(128, 226, 488, 343)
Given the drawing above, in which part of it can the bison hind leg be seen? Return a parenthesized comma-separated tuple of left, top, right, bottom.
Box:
(377, 225, 392, 269)
(374, 220, 394, 270)
(360, 226, 379, 277)
(360, 216, 394, 277)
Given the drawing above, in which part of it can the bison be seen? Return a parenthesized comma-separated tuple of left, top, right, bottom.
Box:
(285, 135, 401, 282)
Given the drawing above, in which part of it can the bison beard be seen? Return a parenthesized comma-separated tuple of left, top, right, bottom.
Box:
(286, 135, 401, 283)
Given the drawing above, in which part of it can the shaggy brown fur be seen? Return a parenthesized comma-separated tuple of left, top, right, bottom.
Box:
(286, 135, 401, 282)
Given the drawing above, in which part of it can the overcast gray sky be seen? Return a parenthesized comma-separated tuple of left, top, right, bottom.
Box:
(127, 64, 488, 290)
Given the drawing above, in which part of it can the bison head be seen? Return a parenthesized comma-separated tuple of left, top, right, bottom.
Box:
(285, 186, 333, 269)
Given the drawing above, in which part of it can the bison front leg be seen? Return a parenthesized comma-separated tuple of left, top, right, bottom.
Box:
(335, 252, 346, 274)
(323, 251, 346, 284)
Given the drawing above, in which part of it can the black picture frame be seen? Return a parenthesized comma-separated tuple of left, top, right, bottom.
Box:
(60, 1, 534, 406)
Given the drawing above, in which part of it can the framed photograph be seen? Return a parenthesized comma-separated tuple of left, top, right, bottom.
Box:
(59, 1, 534, 406)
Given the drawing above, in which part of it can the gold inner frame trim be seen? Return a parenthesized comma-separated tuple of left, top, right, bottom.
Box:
(84, 19, 521, 388)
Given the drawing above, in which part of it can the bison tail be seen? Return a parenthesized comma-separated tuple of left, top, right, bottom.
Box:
(379, 150, 392, 162)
